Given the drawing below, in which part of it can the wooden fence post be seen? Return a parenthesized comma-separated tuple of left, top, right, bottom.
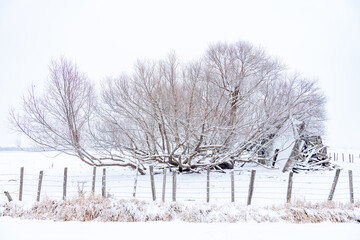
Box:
(342, 153, 344, 162)
(4, 191, 12, 202)
(149, 166, 156, 201)
(63, 167, 68, 200)
(247, 170, 256, 205)
(92, 166, 96, 193)
(349, 153, 351, 163)
(272, 149, 279, 168)
(37, 171, 43, 202)
(231, 170, 235, 202)
(286, 172, 294, 203)
(19, 167, 24, 201)
(172, 170, 176, 202)
(133, 162, 139, 198)
(206, 167, 210, 203)
(102, 168, 106, 198)
(333, 153, 336, 161)
(348, 170, 354, 204)
(328, 169, 341, 201)
(162, 169, 167, 202)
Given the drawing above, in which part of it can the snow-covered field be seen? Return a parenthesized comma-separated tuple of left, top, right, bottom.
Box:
(1, 217, 360, 240)
(0, 150, 359, 205)
(0, 150, 360, 240)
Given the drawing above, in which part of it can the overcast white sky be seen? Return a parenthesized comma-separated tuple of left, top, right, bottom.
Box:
(0, 0, 359, 150)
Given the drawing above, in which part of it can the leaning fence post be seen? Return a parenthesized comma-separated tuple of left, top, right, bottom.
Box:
(92, 166, 96, 193)
(4, 191, 12, 202)
(286, 172, 294, 203)
(162, 169, 167, 202)
(172, 170, 176, 202)
(149, 166, 156, 201)
(206, 167, 210, 203)
(247, 170, 256, 205)
(328, 169, 341, 201)
(63, 167, 68, 200)
(19, 167, 24, 201)
(37, 171, 43, 202)
(102, 168, 106, 198)
(348, 170, 354, 204)
(231, 170, 235, 202)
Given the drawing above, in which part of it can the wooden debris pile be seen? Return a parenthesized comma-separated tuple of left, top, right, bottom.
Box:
(284, 136, 335, 172)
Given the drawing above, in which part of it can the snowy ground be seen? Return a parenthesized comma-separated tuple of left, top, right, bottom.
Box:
(0, 217, 360, 240)
(0, 150, 359, 205)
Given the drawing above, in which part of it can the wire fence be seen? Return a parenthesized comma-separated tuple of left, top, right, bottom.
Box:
(1, 165, 359, 205)
(329, 152, 359, 163)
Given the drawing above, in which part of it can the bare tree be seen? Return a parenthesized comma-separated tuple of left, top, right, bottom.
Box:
(11, 57, 144, 173)
(93, 41, 326, 172)
(96, 41, 287, 170)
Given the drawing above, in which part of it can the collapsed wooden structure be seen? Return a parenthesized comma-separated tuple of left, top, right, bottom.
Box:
(283, 135, 333, 172)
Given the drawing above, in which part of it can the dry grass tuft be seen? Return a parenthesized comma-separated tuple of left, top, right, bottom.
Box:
(1, 195, 359, 223)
